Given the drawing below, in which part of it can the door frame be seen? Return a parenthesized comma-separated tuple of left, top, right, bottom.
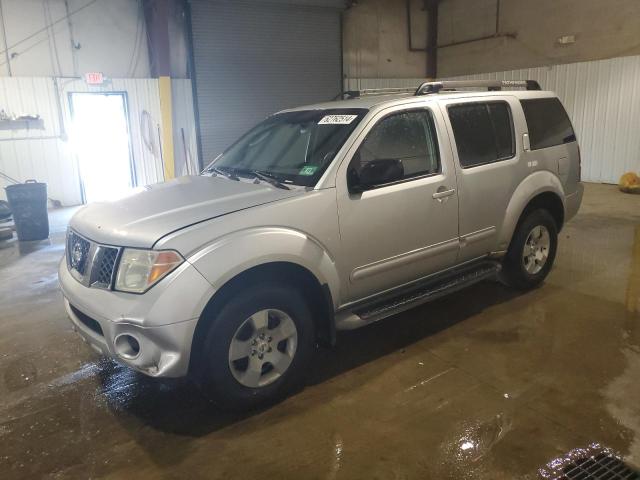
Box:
(334, 100, 461, 302)
(68, 91, 137, 204)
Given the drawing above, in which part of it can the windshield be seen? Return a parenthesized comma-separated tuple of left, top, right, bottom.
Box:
(205, 108, 368, 187)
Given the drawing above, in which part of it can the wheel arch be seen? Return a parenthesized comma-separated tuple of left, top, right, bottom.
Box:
(499, 171, 566, 249)
(189, 261, 335, 375)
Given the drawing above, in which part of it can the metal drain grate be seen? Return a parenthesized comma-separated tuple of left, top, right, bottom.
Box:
(561, 453, 640, 480)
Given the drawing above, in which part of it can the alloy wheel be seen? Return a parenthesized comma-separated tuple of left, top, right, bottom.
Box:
(228, 309, 298, 388)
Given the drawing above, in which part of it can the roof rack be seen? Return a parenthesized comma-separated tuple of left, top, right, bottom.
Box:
(336, 87, 417, 100)
(414, 79, 541, 95)
(335, 79, 542, 101)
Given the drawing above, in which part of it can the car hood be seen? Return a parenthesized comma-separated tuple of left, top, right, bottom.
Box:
(70, 175, 304, 248)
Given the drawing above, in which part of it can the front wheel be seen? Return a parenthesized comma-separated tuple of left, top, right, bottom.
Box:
(197, 283, 316, 410)
(502, 209, 558, 290)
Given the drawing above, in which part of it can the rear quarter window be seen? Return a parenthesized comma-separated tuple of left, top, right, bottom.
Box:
(520, 98, 576, 150)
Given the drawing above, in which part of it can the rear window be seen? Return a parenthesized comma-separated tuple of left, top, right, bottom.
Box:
(447, 101, 515, 168)
(520, 98, 576, 150)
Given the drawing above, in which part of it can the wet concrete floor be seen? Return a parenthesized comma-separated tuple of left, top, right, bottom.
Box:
(1, 183, 640, 479)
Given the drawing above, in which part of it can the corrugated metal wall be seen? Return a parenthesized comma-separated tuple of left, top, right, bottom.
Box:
(345, 54, 640, 184)
(0, 77, 198, 205)
(0, 77, 80, 206)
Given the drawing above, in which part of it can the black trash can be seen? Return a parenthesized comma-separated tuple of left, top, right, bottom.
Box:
(5, 180, 49, 241)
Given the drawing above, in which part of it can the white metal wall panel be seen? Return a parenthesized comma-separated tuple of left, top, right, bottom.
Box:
(0, 77, 168, 205)
(191, 0, 343, 162)
(345, 54, 640, 183)
(0, 77, 80, 206)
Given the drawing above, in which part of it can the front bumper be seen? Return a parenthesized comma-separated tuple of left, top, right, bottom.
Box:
(58, 257, 214, 378)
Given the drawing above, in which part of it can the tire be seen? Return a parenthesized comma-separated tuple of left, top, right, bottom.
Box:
(197, 283, 316, 411)
(502, 209, 558, 290)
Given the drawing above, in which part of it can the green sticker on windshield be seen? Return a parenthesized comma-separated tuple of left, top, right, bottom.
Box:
(299, 165, 319, 176)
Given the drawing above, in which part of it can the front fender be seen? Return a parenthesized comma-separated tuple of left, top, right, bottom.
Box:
(498, 171, 566, 249)
(187, 227, 341, 309)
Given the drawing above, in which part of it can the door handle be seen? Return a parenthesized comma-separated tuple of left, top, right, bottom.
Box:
(432, 187, 456, 201)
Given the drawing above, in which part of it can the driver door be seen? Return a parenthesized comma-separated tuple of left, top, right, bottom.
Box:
(336, 104, 460, 302)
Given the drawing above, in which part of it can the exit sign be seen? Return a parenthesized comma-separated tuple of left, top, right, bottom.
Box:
(84, 72, 105, 85)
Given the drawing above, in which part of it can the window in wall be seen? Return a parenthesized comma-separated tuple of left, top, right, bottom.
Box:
(351, 109, 440, 181)
(520, 98, 576, 150)
(448, 102, 515, 168)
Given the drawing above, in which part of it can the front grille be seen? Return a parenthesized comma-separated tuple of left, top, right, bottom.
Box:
(91, 246, 119, 288)
(69, 304, 104, 336)
(561, 454, 640, 479)
(66, 229, 120, 290)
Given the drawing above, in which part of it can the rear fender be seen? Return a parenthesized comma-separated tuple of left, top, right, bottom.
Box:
(498, 171, 566, 249)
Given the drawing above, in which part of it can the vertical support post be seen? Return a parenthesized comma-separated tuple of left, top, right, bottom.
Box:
(0, 0, 12, 76)
(425, 0, 438, 79)
(144, 0, 175, 180)
(158, 76, 175, 179)
(64, 0, 79, 76)
(184, 0, 204, 171)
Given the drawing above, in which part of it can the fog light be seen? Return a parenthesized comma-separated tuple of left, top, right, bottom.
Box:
(114, 334, 141, 359)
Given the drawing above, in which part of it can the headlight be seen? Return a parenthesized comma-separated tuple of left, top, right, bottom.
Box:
(115, 249, 184, 293)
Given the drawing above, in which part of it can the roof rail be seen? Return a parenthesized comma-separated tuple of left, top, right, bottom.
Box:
(336, 87, 417, 100)
(414, 79, 542, 96)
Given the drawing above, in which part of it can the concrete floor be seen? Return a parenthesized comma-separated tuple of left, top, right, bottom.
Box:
(1, 183, 639, 479)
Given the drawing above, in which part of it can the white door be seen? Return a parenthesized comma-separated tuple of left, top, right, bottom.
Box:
(336, 105, 460, 302)
(70, 93, 134, 203)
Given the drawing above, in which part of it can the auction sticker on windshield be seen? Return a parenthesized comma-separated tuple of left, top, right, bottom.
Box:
(318, 114, 358, 125)
(299, 165, 319, 176)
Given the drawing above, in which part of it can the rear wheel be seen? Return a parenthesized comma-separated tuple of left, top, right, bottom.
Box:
(197, 283, 315, 410)
(502, 209, 558, 290)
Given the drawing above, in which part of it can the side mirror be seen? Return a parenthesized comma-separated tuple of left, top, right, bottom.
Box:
(348, 158, 404, 193)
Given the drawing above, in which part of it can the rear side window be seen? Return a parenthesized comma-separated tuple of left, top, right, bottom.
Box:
(520, 98, 576, 150)
(448, 102, 515, 168)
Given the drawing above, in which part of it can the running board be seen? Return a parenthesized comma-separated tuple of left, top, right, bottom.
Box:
(335, 261, 501, 331)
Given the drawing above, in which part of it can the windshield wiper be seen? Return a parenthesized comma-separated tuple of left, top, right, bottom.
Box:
(247, 170, 290, 190)
(207, 166, 239, 181)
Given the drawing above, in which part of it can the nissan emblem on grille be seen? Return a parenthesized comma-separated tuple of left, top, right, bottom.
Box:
(71, 241, 84, 270)
(68, 232, 89, 274)
(67, 230, 118, 290)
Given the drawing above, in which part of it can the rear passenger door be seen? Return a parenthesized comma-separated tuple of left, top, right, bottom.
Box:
(441, 96, 523, 261)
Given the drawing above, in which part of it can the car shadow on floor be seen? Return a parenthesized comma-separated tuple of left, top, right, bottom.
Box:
(96, 280, 520, 440)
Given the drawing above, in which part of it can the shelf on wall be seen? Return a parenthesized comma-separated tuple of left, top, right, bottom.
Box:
(0, 119, 45, 131)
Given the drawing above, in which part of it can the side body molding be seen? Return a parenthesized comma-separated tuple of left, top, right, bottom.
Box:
(187, 227, 341, 309)
(498, 170, 566, 250)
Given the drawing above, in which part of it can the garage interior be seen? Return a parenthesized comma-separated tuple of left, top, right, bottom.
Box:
(1, 0, 640, 479)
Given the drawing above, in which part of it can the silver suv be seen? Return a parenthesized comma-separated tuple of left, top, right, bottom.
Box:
(59, 80, 583, 409)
